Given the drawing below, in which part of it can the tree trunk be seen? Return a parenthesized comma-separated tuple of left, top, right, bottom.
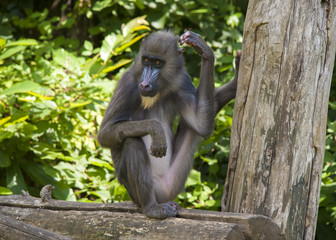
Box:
(222, 1, 336, 240)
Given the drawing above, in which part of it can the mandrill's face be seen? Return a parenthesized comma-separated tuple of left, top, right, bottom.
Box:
(138, 54, 165, 98)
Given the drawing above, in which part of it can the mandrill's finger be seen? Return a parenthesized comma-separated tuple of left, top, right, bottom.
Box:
(179, 31, 195, 45)
(235, 50, 242, 70)
(237, 50, 242, 57)
(179, 31, 190, 42)
(149, 147, 165, 158)
(161, 148, 167, 157)
(180, 31, 201, 45)
(235, 50, 242, 63)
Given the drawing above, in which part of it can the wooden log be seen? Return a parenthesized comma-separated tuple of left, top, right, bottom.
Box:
(0, 195, 284, 240)
(0, 213, 71, 240)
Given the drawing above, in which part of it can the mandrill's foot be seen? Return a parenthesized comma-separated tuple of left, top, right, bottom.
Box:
(143, 201, 179, 219)
(179, 31, 214, 60)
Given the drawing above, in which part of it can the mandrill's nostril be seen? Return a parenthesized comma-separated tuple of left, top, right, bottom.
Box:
(140, 82, 151, 90)
(141, 83, 150, 88)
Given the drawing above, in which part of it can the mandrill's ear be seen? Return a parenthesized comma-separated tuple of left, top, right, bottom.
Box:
(178, 47, 185, 56)
(142, 35, 149, 43)
(170, 35, 182, 56)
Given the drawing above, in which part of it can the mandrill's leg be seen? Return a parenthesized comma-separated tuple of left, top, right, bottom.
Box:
(118, 138, 178, 219)
(215, 50, 242, 113)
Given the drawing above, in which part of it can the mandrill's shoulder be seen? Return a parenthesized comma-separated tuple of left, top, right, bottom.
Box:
(169, 73, 197, 107)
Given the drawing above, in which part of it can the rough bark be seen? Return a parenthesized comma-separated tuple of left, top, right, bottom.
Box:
(0, 195, 284, 240)
(0, 213, 71, 240)
(222, 0, 336, 240)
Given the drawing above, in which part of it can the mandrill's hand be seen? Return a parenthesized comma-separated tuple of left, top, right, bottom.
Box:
(231, 50, 242, 86)
(149, 140, 167, 158)
(179, 31, 214, 60)
(149, 121, 167, 158)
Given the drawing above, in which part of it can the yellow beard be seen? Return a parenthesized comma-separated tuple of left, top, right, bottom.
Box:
(141, 94, 160, 109)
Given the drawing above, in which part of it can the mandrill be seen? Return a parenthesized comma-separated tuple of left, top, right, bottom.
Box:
(98, 30, 240, 219)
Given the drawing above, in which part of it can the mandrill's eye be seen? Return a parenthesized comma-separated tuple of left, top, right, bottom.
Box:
(155, 60, 160, 66)
(143, 57, 150, 65)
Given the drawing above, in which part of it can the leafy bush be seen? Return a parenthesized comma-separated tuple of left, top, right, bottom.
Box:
(0, 0, 244, 209)
(316, 69, 336, 239)
(0, 12, 150, 202)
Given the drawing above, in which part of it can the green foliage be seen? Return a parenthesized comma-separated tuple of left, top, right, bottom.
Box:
(316, 69, 336, 239)
(0, 0, 244, 209)
(0, 7, 149, 202)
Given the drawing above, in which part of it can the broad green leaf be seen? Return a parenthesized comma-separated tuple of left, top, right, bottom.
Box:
(150, 14, 167, 29)
(81, 53, 100, 73)
(42, 151, 74, 161)
(0, 81, 41, 95)
(0, 39, 6, 49)
(89, 190, 111, 201)
(201, 156, 218, 165)
(101, 59, 132, 74)
(0, 186, 12, 195)
(226, 13, 243, 28)
(0, 45, 26, 61)
(84, 40, 93, 51)
(0, 131, 14, 142)
(0, 150, 11, 168)
(133, 25, 151, 32)
(329, 101, 336, 110)
(82, 50, 92, 56)
(69, 100, 92, 109)
(134, 0, 145, 9)
(0, 116, 11, 126)
(92, 0, 114, 11)
(122, 16, 149, 37)
(190, 9, 212, 14)
(193, 185, 202, 196)
(26, 91, 54, 100)
(185, 169, 201, 187)
(12, 115, 29, 124)
(204, 199, 216, 207)
(52, 48, 85, 73)
(6, 164, 28, 194)
(22, 123, 38, 136)
(321, 183, 336, 195)
(59, 18, 75, 28)
(89, 158, 114, 171)
(86, 80, 117, 93)
(6, 39, 38, 47)
(115, 33, 149, 53)
(100, 34, 122, 62)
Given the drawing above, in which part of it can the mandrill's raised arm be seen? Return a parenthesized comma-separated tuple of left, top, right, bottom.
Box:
(179, 31, 215, 137)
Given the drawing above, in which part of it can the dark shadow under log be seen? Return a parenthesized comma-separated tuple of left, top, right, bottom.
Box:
(0, 195, 284, 240)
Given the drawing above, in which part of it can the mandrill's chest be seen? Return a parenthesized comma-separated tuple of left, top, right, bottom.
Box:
(131, 95, 179, 124)
(136, 100, 177, 174)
